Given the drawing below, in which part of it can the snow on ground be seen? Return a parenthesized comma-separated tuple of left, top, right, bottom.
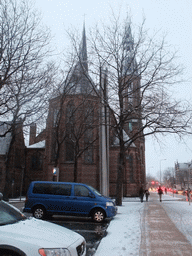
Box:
(95, 197, 145, 256)
(8, 193, 192, 255)
(95, 193, 192, 256)
(161, 193, 192, 245)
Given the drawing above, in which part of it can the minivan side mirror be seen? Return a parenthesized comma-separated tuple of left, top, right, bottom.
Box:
(89, 192, 95, 198)
(0, 192, 3, 200)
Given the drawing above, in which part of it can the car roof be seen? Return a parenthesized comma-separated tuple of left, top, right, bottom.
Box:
(30, 181, 88, 186)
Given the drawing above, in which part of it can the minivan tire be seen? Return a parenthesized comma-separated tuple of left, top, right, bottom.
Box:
(92, 208, 105, 223)
(33, 206, 46, 219)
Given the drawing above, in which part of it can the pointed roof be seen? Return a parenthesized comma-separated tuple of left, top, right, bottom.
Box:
(79, 22, 88, 72)
(27, 140, 45, 149)
(124, 24, 134, 50)
(122, 23, 138, 76)
(65, 24, 97, 95)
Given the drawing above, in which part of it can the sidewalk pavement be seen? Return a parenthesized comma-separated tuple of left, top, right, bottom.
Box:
(96, 192, 192, 256)
(140, 193, 192, 256)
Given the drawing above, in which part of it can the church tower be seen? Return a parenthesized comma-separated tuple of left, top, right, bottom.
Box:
(122, 23, 142, 134)
(66, 23, 95, 95)
(24, 23, 146, 197)
(122, 23, 146, 189)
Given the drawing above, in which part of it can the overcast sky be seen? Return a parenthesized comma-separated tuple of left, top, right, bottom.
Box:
(34, 0, 192, 179)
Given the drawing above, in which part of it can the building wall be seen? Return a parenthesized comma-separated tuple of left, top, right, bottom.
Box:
(25, 92, 146, 197)
(24, 148, 46, 193)
(42, 94, 101, 190)
(0, 123, 26, 198)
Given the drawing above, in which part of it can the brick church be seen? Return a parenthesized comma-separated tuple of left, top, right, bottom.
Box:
(24, 24, 146, 197)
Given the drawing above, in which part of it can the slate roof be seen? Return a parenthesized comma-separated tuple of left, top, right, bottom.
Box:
(27, 140, 45, 149)
(64, 24, 97, 96)
(122, 23, 138, 76)
(112, 130, 136, 148)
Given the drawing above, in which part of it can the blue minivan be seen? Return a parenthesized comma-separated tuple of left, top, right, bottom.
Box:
(24, 181, 117, 222)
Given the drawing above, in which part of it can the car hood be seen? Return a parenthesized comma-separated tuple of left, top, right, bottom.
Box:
(0, 217, 82, 248)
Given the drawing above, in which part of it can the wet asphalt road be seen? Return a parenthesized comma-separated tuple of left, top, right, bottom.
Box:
(49, 215, 109, 255)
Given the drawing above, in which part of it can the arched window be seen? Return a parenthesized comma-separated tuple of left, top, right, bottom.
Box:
(31, 152, 43, 170)
(65, 138, 74, 162)
(65, 101, 75, 162)
(53, 108, 59, 127)
(84, 102, 94, 164)
(129, 154, 135, 183)
(66, 101, 75, 128)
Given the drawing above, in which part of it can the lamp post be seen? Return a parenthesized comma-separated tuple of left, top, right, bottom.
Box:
(20, 165, 25, 201)
(160, 159, 166, 184)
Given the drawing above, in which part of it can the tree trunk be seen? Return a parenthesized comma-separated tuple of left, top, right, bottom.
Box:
(116, 129, 125, 206)
(74, 157, 78, 182)
(116, 161, 124, 206)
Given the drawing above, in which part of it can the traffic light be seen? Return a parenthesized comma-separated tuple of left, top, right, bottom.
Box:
(52, 167, 59, 182)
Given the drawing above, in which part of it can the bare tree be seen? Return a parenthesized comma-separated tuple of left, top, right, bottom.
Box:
(163, 167, 176, 188)
(0, 0, 56, 199)
(85, 12, 192, 205)
(0, 0, 56, 135)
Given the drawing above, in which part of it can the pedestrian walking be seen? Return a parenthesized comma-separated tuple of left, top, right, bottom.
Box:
(145, 189, 150, 202)
(158, 186, 163, 202)
(186, 188, 191, 203)
(139, 186, 144, 202)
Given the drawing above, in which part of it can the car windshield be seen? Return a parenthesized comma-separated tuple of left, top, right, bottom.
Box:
(87, 185, 102, 196)
(0, 201, 26, 226)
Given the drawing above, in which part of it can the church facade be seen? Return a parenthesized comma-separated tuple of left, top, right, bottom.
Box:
(24, 25, 146, 197)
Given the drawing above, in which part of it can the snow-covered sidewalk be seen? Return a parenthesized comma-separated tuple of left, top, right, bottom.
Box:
(95, 193, 190, 256)
(95, 197, 145, 256)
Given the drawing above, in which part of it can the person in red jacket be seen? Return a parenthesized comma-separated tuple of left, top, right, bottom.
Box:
(158, 186, 163, 202)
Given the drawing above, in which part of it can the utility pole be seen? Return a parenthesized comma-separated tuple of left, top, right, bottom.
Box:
(99, 67, 109, 197)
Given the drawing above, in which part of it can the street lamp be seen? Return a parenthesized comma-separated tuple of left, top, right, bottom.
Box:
(160, 159, 166, 184)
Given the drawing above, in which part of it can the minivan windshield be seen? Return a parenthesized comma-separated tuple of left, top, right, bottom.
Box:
(87, 185, 102, 196)
(0, 201, 26, 226)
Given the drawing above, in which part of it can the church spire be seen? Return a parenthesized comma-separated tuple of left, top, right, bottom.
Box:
(79, 22, 88, 72)
(66, 23, 95, 95)
(122, 23, 137, 75)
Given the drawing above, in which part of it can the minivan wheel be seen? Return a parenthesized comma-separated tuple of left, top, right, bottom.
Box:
(92, 209, 105, 223)
(33, 206, 46, 219)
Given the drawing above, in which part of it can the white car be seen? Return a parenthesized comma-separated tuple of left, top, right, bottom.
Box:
(0, 193, 86, 256)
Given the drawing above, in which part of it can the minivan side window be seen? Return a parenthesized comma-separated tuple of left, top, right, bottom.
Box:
(74, 185, 90, 197)
(33, 183, 71, 196)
